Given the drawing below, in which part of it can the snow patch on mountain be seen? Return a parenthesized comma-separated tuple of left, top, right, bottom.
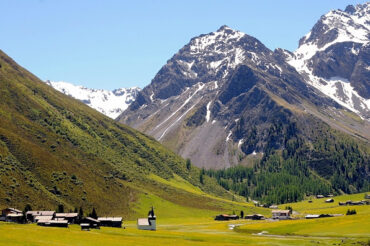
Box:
(287, 2, 370, 119)
(45, 80, 140, 119)
(206, 101, 212, 122)
(303, 74, 370, 117)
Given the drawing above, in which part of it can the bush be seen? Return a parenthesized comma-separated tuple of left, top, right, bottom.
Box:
(346, 209, 356, 215)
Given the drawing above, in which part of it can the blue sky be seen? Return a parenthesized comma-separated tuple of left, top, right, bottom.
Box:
(0, 0, 367, 89)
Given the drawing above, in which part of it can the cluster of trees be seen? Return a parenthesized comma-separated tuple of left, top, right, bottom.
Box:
(346, 209, 356, 215)
(206, 155, 331, 205)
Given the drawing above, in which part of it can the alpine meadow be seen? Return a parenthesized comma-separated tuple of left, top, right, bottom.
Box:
(0, 1, 369, 245)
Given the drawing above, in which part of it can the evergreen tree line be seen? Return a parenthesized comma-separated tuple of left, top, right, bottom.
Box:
(206, 122, 369, 205)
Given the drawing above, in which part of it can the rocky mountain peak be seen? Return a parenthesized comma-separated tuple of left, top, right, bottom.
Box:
(298, 2, 369, 50)
(133, 25, 276, 108)
(287, 3, 370, 119)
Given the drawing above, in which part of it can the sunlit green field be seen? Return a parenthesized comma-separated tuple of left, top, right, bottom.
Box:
(0, 193, 369, 245)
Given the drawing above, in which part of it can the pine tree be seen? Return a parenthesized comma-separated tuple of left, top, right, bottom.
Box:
(186, 159, 191, 170)
(57, 204, 64, 213)
(90, 208, 98, 219)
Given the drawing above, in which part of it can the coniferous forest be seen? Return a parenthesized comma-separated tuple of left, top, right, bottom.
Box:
(206, 122, 369, 205)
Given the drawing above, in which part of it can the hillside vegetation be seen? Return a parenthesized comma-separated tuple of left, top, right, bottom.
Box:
(0, 50, 245, 218)
(206, 118, 370, 204)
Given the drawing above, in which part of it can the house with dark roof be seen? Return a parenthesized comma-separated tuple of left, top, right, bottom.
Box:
(214, 214, 239, 221)
(26, 211, 55, 222)
(1, 208, 24, 223)
(37, 219, 68, 228)
(244, 214, 265, 220)
(55, 213, 78, 224)
(80, 217, 100, 229)
(98, 217, 122, 228)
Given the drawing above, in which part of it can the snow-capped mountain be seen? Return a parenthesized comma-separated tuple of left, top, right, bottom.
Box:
(119, 24, 369, 169)
(286, 2, 370, 119)
(45, 80, 140, 119)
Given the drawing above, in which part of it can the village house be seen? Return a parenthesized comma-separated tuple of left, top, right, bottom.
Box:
(137, 207, 156, 231)
(325, 198, 334, 203)
(26, 211, 55, 222)
(80, 217, 100, 229)
(55, 213, 78, 224)
(244, 214, 265, 220)
(316, 195, 324, 199)
(98, 217, 122, 228)
(5, 213, 24, 223)
(339, 200, 367, 206)
(80, 223, 91, 231)
(1, 208, 22, 216)
(37, 219, 68, 228)
(271, 210, 291, 220)
(1, 208, 24, 223)
(305, 214, 320, 219)
(214, 214, 239, 221)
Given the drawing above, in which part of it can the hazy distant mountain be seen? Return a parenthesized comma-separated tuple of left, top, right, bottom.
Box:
(286, 2, 370, 119)
(45, 80, 140, 119)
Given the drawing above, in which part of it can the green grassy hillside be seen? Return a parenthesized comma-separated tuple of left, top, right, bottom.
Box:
(0, 50, 251, 218)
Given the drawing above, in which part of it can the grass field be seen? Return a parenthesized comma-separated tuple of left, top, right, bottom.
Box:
(0, 193, 369, 245)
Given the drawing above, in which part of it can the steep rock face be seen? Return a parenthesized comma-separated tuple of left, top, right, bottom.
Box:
(119, 25, 369, 169)
(45, 81, 140, 119)
(287, 3, 370, 119)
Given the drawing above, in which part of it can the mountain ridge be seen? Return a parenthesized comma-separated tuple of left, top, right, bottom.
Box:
(119, 20, 369, 169)
(45, 80, 140, 119)
(117, 4, 369, 204)
(286, 2, 370, 119)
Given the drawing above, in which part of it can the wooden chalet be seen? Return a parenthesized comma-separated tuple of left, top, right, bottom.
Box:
(1, 208, 22, 216)
(37, 219, 68, 228)
(271, 210, 291, 220)
(244, 214, 265, 220)
(80, 223, 91, 230)
(26, 211, 55, 222)
(339, 200, 367, 206)
(98, 217, 122, 228)
(5, 213, 24, 223)
(80, 217, 100, 229)
(214, 214, 239, 221)
(305, 214, 320, 219)
(55, 213, 78, 224)
(1, 208, 24, 223)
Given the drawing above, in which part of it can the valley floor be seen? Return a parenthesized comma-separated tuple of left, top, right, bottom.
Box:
(0, 218, 368, 246)
(0, 193, 369, 245)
